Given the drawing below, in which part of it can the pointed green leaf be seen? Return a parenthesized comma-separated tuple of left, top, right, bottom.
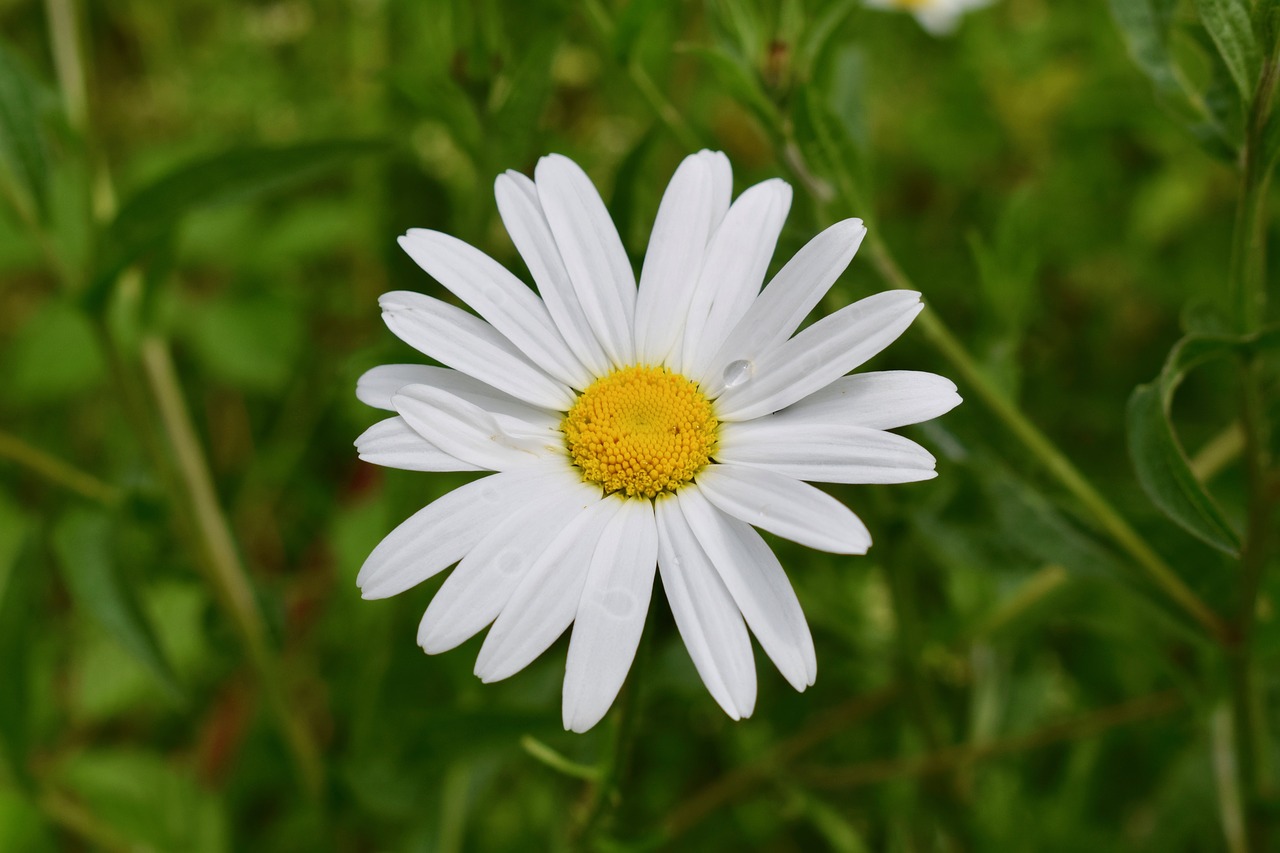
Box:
(1194, 0, 1261, 101)
(87, 139, 387, 307)
(51, 510, 181, 698)
(1109, 0, 1180, 96)
(1126, 335, 1251, 555)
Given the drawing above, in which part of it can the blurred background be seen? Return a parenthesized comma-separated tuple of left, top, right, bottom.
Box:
(0, 0, 1274, 849)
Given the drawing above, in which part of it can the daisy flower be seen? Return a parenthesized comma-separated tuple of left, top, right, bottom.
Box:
(864, 0, 991, 35)
(355, 151, 960, 732)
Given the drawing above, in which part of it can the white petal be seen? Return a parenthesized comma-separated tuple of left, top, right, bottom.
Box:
(354, 416, 483, 473)
(380, 291, 574, 411)
(562, 498, 659, 732)
(774, 370, 962, 430)
(397, 229, 592, 390)
(654, 495, 756, 720)
(701, 150, 733, 230)
(495, 172, 612, 377)
(717, 420, 937, 484)
(393, 385, 560, 472)
(680, 180, 792, 376)
(677, 488, 816, 691)
(474, 496, 623, 682)
(356, 364, 561, 429)
(418, 476, 602, 654)
(534, 154, 636, 366)
(699, 218, 867, 394)
(715, 290, 924, 421)
(695, 465, 870, 554)
(634, 154, 718, 365)
(357, 462, 571, 599)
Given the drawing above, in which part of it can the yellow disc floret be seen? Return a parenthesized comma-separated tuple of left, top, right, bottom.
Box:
(562, 365, 718, 499)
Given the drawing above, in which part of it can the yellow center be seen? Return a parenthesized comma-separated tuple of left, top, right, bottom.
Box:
(562, 365, 718, 499)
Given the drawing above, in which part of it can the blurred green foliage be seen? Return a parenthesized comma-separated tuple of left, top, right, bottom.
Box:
(0, 0, 1278, 850)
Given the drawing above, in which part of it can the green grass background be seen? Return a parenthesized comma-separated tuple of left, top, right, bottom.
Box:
(0, 0, 1275, 849)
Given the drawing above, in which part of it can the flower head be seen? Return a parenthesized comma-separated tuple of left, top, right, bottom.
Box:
(864, 0, 991, 35)
(355, 151, 960, 732)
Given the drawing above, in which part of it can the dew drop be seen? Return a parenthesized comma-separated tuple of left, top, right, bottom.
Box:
(600, 588, 636, 619)
(722, 359, 754, 389)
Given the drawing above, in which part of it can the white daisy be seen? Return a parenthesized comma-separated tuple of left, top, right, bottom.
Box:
(864, 0, 991, 35)
(355, 151, 960, 733)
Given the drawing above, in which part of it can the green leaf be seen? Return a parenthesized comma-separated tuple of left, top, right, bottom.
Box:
(0, 790, 54, 851)
(1109, 0, 1237, 157)
(0, 299, 105, 406)
(0, 41, 52, 224)
(51, 510, 181, 699)
(55, 750, 228, 853)
(795, 0, 859, 82)
(1109, 0, 1180, 96)
(87, 139, 387, 307)
(793, 81, 869, 205)
(173, 292, 303, 394)
(1194, 0, 1261, 101)
(612, 0, 669, 61)
(1126, 335, 1252, 555)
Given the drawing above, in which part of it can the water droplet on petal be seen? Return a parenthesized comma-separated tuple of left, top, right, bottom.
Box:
(722, 359, 754, 389)
(600, 588, 636, 619)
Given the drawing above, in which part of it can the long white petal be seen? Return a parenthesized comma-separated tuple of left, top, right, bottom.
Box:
(355, 416, 483, 473)
(699, 219, 867, 395)
(774, 370, 962, 430)
(418, 478, 601, 654)
(702, 150, 733, 230)
(398, 229, 591, 390)
(562, 498, 659, 732)
(654, 495, 756, 720)
(474, 496, 623, 682)
(534, 154, 636, 366)
(357, 462, 571, 599)
(679, 180, 792, 376)
(715, 291, 924, 421)
(495, 172, 611, 377)
(677, 488, 816, 691)
(634, 154, 717, 364)
(717, 420, 937, 484)
(356, 364, 561, 429)
(380, 291, 574, 411)
(695, 465, 870, 554)
(393, 385, 560, 472)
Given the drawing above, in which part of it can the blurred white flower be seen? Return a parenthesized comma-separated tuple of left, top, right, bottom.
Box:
(864, 0, 991, 35)
(355, 151, 960, 732)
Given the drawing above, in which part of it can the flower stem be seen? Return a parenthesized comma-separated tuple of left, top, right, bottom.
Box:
(573, 618, 651, 846)
(1225, 25, 1280, 850)
(139, 337, 323, 798)
(862, 214, 1230, 644)
(0, 429, 120, 507)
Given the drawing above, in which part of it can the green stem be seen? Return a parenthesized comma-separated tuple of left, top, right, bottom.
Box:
(1226, 28, 1280, 853)
(42, 0, 88, 137)
(39, 788, 137, 853)
(139, 337, 323, 797)
(883, 547, 970, 851)
(42, 0, 323, 799)
(573, 622, 651, 846)
(0, 429, 120, 506)
(865, 231, 1230, 644)
(801, 691, 1184, 790)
